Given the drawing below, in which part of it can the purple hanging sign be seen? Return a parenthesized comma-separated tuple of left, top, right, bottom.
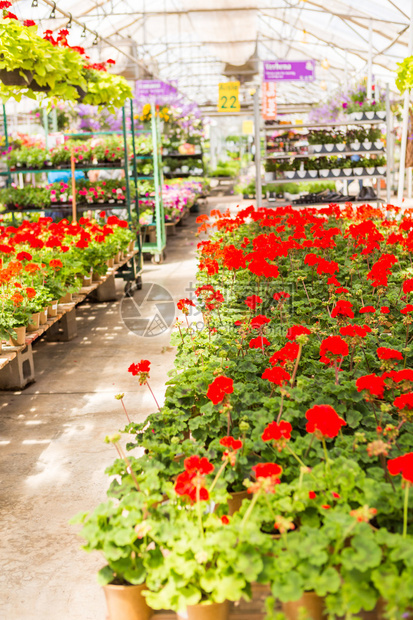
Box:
(135, 80, 178, 98)
(263, 60, 316, 82)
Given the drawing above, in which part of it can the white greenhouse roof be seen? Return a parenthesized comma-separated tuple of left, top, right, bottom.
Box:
(11, 0, 413, 106)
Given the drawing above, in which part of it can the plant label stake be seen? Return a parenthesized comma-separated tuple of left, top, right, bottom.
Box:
(71, 148, 77, 223)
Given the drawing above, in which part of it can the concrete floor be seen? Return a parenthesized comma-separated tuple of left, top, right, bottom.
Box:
(0, 198, 239, 620)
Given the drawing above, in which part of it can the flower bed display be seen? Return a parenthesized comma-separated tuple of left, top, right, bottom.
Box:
(73, 203, 413, 619)
(0, 214, 133, 342)
(138, 178, 209, 224)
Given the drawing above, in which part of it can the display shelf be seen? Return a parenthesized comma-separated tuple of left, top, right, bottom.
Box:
(0, 249, 140, 377)
(266, 149, 384, 160)
(264, 117, 386, 132)
(162, 152, 203, 158)
(269, 173, 386, 184)
(7, 164, 126, 174)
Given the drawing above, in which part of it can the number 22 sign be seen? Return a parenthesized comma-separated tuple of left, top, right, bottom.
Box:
(218, 81, 240, 112)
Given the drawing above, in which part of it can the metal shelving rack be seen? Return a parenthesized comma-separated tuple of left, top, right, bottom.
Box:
(263, 98, 391, 207)
(130, 101, 166, 263)
(0, 103, 146, 291)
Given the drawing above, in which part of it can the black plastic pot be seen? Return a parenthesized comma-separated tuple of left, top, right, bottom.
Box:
(30, 79, 50, 93)
(0, 68, 33, 86)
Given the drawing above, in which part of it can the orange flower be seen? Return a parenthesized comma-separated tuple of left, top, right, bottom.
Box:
(26, 287, 36, 299)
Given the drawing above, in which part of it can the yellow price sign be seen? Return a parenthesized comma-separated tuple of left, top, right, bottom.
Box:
(218, 81, 240, 112)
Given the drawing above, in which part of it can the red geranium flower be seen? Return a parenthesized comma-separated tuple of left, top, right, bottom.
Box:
(273, 291, 290, 301)
(244, 295, 262, 310)
(248, 462, 283, 494)
(401, 305, 413, 314)
(221, 515, 230, 524)
(128, 360, 151, 384)
(319, 335, 349, 365)
(249, 336, 271, 349)
(269, 342, 299, 366)
(381, 306, 390, 314)
(393, 393, 413, 411)
(184, 455, 214, 475)
(359, 306, 376, 314)
(286, 325, 311, 341)
(387, 452, 413, 483)
(262, 420, 292, 444)
(207, 375, 234, 405)
(331, 300, 354, 319)
(403, 279, 413, 294)
(309, 491, 317, 499)
(356, 374, 385, 400)
(377, 347, 403, 361)
(250, 314, 270, 329)
(220, 436, 242, 465)
(26, 287, 36, 299)
(305, 404, 347, 438)
(262, 366, 290, 386)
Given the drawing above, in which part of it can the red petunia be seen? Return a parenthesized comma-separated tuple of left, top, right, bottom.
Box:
(387, 452, 413, 483)
(262, 366, 291, 386)
(305, 404, 347, 438)
(207, 375, 234, 405)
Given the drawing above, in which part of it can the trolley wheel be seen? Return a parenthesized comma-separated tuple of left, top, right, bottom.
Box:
(135, 275, 143, 290)
(124, 281, 134, 297)
(151, 250, 167, 265)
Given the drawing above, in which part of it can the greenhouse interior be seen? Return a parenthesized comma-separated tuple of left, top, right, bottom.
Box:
(2, 1, 413, 619)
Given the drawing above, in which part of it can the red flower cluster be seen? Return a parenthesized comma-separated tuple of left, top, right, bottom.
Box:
(206, 375, 234, 405)
(305, 404, 347, 438)
(177, 298, 195, 314)
(319, 336, 349, 365)
(175, 456, 214, 502)
(377, 347, 403, 361)
(244, 294, 262, 310)
(249, 336, 271, 349)
(331, 300, 354, 319)
(249, 462, 283, 494)
(286, 325, 311, 341)
(261, 421, 292, 451)
(387, 452, 413, 483)
(269, 342, 299, 366)
(262, 366, 291, 386)
(220, 436, 242, 466)
(356, 374, 385, 400)
(128, 360, 151, 384)
(339, 324, 371, 339)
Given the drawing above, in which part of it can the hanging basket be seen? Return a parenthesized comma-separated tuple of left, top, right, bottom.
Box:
(0, 68, 33, 87)
(75, 85, 87, 102)
(30, 79, 50, 93)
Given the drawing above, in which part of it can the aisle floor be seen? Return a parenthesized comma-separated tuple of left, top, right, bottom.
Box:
(0, 198, 249, 620)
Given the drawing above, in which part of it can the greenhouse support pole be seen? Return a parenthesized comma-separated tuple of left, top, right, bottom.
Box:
(253, 89, 262, 209)
(397, 0, 413, 204)
(367, 19, 373, 100)
(386, 83, 392, 204)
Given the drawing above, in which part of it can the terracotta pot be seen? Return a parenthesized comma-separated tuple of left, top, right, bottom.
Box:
(92, 270, 102, 282)
(107, 257, 115, 269)
(82, 271, 93, 287)
(115, 252, 121, 263)
(39, 309, 48, 325)
(27, 312, 40, 333)
(227, 491, 250, 516)
(185, 601, 229, 620)
(282, 592, 326, 620)
(59, 292, 72, 304)
(10, 326, 26, 347)
(48, 301, 58, 318)
(103, 583, 152, 620)
(129, 240, 135, 252)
